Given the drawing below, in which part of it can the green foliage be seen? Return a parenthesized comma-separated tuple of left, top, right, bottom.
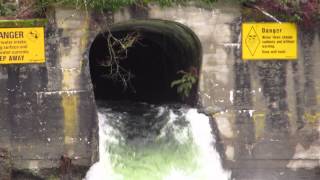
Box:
(241, 0, 319, 26)
(239, 0, 256, 3)
(171, 70, 197, 98)
(0, 0, 271, 16)
(0, 3, 17, 16)
(33, 0, 220, 12)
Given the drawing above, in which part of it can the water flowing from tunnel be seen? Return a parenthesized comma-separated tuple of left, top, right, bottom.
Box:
(85, 101, 230, 180)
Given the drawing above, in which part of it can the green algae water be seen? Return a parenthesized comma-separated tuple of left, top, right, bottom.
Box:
(85, 102, 230, 180)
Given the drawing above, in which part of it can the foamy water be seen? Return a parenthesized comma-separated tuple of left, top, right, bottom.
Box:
(85, 103, 230, 180)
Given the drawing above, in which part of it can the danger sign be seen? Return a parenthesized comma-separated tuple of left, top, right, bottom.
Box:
(242, 23, 297, 60)
(0, 27, 45, 64)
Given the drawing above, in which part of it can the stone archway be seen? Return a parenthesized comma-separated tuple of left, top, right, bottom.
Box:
(89, 19, 202, 104)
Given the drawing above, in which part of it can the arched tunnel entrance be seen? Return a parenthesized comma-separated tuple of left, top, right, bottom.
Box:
(89, 19, 202, 104)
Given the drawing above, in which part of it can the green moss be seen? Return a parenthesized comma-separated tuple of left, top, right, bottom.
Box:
(0, 0, 247, 16)
(36, 0, 224, 12)
(0, 19, 48, 28)
(0, 3, 17, 16)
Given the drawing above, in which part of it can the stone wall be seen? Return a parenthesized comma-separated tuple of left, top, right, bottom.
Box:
(0, 1, 320, 179)
(109, 3, 320, 179)
(0, 7, 97, 176)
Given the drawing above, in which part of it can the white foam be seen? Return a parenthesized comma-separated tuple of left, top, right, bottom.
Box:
(85, 107, 230, 180)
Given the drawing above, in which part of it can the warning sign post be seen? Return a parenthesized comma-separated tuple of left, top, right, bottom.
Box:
(0, 27, 45, 64)
(242, 23, 297, 60)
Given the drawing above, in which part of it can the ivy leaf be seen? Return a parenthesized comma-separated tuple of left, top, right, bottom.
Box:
(171, 68, 198, 98)
(171, 79, 183, 87)
(177, 86, 184, 93)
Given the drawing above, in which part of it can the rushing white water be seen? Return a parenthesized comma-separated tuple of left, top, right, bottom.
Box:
(85, 103, 230, 180)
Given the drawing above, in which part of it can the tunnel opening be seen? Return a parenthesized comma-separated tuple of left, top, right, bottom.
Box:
(89, 19, 202, 105)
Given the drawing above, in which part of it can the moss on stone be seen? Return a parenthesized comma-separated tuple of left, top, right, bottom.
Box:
(37, 0, 220, 11)
(0, 19, 48, 28)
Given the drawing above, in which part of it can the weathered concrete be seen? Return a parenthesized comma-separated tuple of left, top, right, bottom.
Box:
(0, 148, 11, 180)
(0, 7, 97, 178)
(108, 3, 320, 179)
(1, 1, 320, 179)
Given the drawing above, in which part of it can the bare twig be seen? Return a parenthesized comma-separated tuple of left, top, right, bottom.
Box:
(243, 2, 282, 23)
(99, 30, 141, 91)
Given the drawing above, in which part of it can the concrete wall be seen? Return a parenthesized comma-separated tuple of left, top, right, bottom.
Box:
(0, 8, 97, 174)
(109, 3, 320, 179)
(1, 1, 320, 179)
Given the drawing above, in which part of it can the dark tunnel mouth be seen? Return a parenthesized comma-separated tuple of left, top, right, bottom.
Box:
(89, 19, 202, 105)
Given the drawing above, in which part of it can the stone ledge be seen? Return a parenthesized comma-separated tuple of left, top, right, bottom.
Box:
(225, 159, 320, 169)
(0, 19, 48, 28)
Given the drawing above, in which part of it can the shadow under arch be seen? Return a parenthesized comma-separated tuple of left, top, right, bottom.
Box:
(89, 19, 202, 105)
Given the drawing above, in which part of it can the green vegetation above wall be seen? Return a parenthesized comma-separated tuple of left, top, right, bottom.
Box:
(0, 2, 17, 16)
(1, 0, 247, 16)
(35, 0, 222, 11)
(1, 0, 318, 26)
(1, 0, 229, 18)
(241, 0, 319, 27)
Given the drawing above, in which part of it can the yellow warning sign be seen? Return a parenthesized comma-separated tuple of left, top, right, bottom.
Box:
(0, 27, 45, 64)
(242, 23, 297, 60)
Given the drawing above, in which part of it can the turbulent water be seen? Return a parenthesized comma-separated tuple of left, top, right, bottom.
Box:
(85, 101, 230, 180)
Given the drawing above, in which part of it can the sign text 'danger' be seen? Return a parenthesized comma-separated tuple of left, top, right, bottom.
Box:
(0, 27, 45, 64)
(242, 23, 297, 60)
